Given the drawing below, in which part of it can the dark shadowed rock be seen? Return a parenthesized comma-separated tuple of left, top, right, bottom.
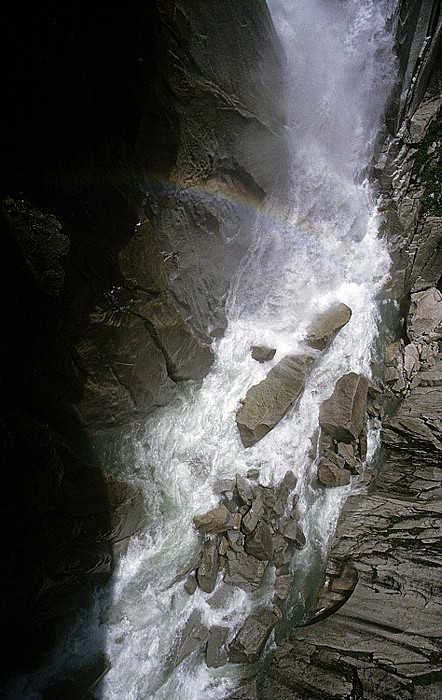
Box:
(319, 372, 369, 443)
(229, 607, 280, 664)
(43, 654, 111, 700)
(244, 521, 274, 560)
(236, 354, 315, 447)
(304, 559, 359, 626)
(197, 542, 219, 593)
(251, 346, 277, 363)
(194, 503, 233, 534)
(304, 303, 352, 351)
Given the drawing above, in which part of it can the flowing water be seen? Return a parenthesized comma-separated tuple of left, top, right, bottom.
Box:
(10, 1, 399, 699)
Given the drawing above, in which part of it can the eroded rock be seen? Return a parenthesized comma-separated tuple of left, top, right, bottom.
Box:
(304, 303, 352, 351)
(193, 503, 233, 534)
(236, 354, 315, 447)
(229, 607, 280, 664)
(319, 372, 369, 443)
(251, 346, 276, 363)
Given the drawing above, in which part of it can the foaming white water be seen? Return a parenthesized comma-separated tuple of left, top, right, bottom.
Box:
(9, 2, 398, 699)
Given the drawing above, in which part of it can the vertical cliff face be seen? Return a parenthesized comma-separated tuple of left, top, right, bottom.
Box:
(1, 0, 287, 432)
(0, 0, 287, 688)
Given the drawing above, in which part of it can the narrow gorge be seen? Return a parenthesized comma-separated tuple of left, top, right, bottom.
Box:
(0, 1, 440, 699)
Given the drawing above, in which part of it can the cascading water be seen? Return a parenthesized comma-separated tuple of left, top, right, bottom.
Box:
(9, 1, 399, 699)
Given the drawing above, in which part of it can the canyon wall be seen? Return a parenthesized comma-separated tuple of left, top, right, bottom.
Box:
(0, 0, 286, 687)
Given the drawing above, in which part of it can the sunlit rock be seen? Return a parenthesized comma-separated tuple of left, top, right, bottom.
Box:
(236, 354, 315, 447)
(319, 372, 369, 443)
(407, 287, 442, 341)
(193, 503, 234, 534)
(304, 303, 352, 351)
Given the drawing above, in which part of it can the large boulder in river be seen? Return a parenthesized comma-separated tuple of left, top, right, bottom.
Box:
(304, 303, 352, 351)
(319, 372, 369, 443)
(236, 354, 315, 447)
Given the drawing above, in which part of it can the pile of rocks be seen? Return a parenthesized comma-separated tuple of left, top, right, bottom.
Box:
(191, 470, 305, 599)
(173, 470, 305, 669)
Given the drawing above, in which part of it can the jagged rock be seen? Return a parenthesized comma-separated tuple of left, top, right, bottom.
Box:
(304, 303, 352, 351)
(197, 542, 219, 593)
(213, 478, 236, 495)
(228, 680, 259, 700)
(241, 496, 265, 535)
(280, 520, 306, 549)
(218, 536, 229, 556)
(244, 521, 274, 560)
(274, 574, 293, 601)
(227, 529, 245, 552)
(236, 354, 315, 447)
(172, 611, 210, 666)
(229, 607, 280, 664)
(318, 459, 352, 488)
(251, 346, 276, 363)
(224, 551, 267, 591)
(4, 202, 69, 298)
(407, 287, 442, 341)
(319, 372, 369, 443)
(184, 573, 198, 595)
(236, 475, 253, 505)
(273, 534, 291, 569)
(324, 450, 346, 469)
(337, 441, 357, 468)
(193, 503, 233, 534)
(206, 626, 229, 668)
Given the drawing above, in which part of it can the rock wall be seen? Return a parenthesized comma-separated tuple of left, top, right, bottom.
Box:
(0, 0, 287, 690)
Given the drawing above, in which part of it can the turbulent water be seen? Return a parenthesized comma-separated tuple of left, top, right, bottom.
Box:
(10, 2, 399, 699)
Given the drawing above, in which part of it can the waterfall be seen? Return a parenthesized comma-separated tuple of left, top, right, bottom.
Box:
(8, 2, 398, 699)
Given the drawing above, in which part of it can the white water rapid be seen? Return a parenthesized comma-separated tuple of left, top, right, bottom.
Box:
(10, 2, 399, 699)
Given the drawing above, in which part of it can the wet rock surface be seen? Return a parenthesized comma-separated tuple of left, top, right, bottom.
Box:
(304, 303, 352, 351)
(172, 471, 307, 669)
(236, 354, 315, 447)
